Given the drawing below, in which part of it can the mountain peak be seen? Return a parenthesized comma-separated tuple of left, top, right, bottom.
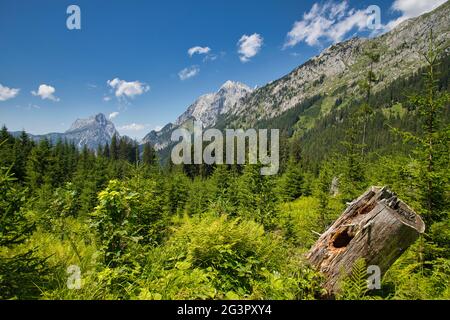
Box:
(67, 113, 111, 132)
(220, 80, 252, 92)
(94, 113, 107, 124)
(174, 81, 252, 128)
(221, 80, 235, 88)
(63, 113, 119, 150)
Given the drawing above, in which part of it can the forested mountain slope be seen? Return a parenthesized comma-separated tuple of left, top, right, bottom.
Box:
(148, 1, 450, 166)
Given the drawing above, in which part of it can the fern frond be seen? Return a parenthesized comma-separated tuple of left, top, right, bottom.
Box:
(337, 258, 369, 300)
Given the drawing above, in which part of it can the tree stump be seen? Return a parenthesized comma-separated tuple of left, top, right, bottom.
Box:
(307, 186, 425, 294)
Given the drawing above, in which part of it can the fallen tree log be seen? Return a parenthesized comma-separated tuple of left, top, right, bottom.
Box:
(307, 186, 425, 295)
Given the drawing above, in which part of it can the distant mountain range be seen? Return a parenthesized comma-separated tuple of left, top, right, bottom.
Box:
(10, 1, 450, 154)
(12, 113, 120, 150)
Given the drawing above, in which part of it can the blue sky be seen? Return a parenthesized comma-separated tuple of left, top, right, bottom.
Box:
(0, 0, 446, 139)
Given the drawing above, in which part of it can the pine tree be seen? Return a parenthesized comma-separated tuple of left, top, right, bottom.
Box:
(359, 43, 381, 157)
(143, 142, 156, 166)
(103, 142, 110, 159)
(110, 134, 119, 160)
(118, 137, 128, 161)
(12, 131, 33, 182)
(0, 164, 51, 299)
(237, 164, 278, 229)
(165, 170, 189, 215)
(340, 109, 367, 202)
(315, 162, 333, 230)
(395, 31, 450, 224)
(0, 126, 15, 171)
(280, 158, 304, 201)
(210, 165, 238, 215)
(26, 138, 54, 190)
(96, 144, 104, 157)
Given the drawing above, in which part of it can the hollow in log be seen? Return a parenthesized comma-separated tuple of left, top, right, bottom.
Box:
(306, 186, 425, 294)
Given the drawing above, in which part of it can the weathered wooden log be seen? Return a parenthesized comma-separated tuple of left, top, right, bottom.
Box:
(307, 186, 425, 294)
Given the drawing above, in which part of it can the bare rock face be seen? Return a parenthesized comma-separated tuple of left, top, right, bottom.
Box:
(234, 37, 367, 123)
(143, 81, 253, 150)
(64, 113, 119, 150)
(142, 123, 174, 151)
(175, 80, 253, 128)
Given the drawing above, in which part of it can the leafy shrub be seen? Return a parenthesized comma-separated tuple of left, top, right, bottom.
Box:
(137, 213, 323, 299)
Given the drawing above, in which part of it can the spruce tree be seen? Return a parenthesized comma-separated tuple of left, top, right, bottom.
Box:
(110, 134, 119, 160)
(396, 31, 450, 224)
(315, 162, 333, 230)
(340, 109, 367, 202)
(26, 138, 54, 190)
(12, 131, 33, 182)
(237, 164, 278, 229)
(0, 164, 51, 299)
(143, 142, 156, 166)
(280, 158, 304, 201)
(359, 43, 381, 157)
(103, 142, 110, 159)
(0, 126, 15, 171)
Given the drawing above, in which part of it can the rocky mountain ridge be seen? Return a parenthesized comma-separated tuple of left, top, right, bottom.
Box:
(12, 113, 120, 150)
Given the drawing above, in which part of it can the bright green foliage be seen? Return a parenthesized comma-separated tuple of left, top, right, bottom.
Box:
(397, 36, 450, 224)
(125, 175, 168, 245)
(337, 258, 380, 300)
(165, 171, 190, 215)
(90, 180, 139, 266)
(90, 177, 168, 266)
(314, 162, 333, 230)
(237, 164, 279, 229)
(142, 142, 157, 166)
(185, 177, 215, 216)
(0, 165, 52, 299)
(135, 213, 323, 299)
(209, 165, 239, 216)
(383, 242, 450, 300)
(278, 196, 343, 248)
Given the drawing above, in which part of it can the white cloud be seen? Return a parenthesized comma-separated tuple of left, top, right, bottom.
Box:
(178, 65, 200, 80)
(107, 78, 150, 99)
(119, 123, 146, 131)
(203, 54, 218, 62)
(237, 33, 263, 62)
(103, 96, 112, 102)
(27, 103, 40, 110)
(153, 125, 163, 131)
(188, 46, 211, 57)
(109, 111, 119, 119)
(284, 1, 374, 48)
(0, 84, 20, 101)
(386, 0, 447, 30)
(31, 84, 60, 101)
